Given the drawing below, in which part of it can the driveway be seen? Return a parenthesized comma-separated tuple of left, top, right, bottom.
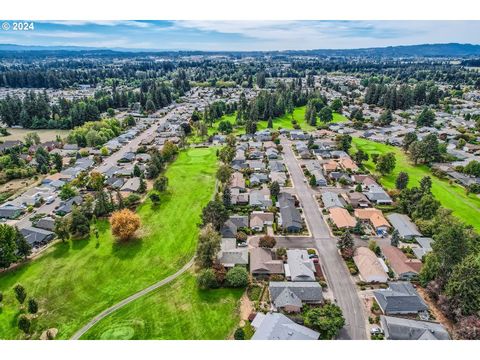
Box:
(282, 139, 367, 340)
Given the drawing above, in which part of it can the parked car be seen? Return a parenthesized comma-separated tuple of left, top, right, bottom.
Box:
(237, 242, 248, 247)
(370, 327, 384, 335)
(46, 196, 55, 204)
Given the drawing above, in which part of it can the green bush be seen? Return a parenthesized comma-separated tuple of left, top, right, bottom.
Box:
(234, 327, 245, 340)
(197, 269, 219, 289)
(225, 266, 249, 288)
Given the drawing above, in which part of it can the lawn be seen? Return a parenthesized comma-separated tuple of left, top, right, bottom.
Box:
(256, 106, 348, 131)
(0, 147, 218, 339)
(352, 137, 480, 232)
(189, 113, 244, 143)
(80, 272, 243, 340)
(1, 128, 71, 142)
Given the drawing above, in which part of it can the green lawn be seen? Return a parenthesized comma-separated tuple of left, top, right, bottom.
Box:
(81, 272, 243, 340)
(189, 107, 348, 143)
(352, 137, 480, 232)
(257, 106, 348, 131)
(0, 148, 218, 339)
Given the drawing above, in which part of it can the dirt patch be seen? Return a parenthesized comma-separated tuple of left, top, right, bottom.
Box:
(239, 293, 253, 326)
(417, 287, 455, 334)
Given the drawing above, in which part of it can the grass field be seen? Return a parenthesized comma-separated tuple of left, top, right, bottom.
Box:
(0, 147, 218, 339)
(1, 128, 70, 142)
(81, 272, 243, 340)
(256, 106, 348, 131)
(352, 137, 480, 232)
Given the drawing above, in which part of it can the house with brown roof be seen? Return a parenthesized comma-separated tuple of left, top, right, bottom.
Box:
(250, 211, 274, 232)
(353, 247, 388, 283)
(250, 248, 284, 276)
(329, 207, 356, 229)
(341, 191, 371, 208)
(322, 160, 338, 173)
(354, 208, 391, 234)
(381, 245, 422, 280)
(351, 174, 378, 190)
(230, 171, 246, 192)
(339, 157, 359, 172)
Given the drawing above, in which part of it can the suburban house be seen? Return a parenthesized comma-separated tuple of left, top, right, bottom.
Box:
(329, 207, 356, 229)
(353, 247, 388, 283)
(354, 208, 391, 234)
(35, 216, 56, 231)
(269, 282, 323, 313)
(249, 188, 273, 209)
(120, 177, 141, 192)
(413, 237, 433, 260)
(249, 247, 284, 276)
(230, 172, 246, 192)
(380, 316, 450, 340)
(269, 171, 287, 186)
(278, 193, 303, 233)
(55, 196, 83, 216)
(220, 215, 249, 238)
(0, 203, 24, 219)
(364, 185, 393, 205)
(285, 249, 315, 282)
(250, 211, 274, 232)
(217, 238, 249, 268)
(20, 226, 55, 246)
(387, 213, 422, 239)
(381, 245, 422, 280)
(341, 192, 371, 208)
(373, 282, 428, 315)
(321, 191, 344, 209)
(338, 157, 359, 172)
(322, 160, 338, 173)
(251, 312, 320, 340)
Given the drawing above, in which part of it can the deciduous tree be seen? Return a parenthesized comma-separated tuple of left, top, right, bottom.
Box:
(110, 209, 141, 242)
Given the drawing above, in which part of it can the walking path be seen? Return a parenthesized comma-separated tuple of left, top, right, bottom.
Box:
(70, 258, 195, 340)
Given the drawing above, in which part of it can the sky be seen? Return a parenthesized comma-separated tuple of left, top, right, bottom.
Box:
(0, 20, 479, 51)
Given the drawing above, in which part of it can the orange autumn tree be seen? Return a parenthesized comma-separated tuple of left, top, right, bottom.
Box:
(110, 209, 141, 241)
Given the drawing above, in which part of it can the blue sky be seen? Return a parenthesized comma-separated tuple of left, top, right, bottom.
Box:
(0, 20, 479, 51)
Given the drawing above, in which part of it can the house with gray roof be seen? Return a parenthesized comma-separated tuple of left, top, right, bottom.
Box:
(269, 282, 323, 313)
(217, 238, 248, 268)
(251, 313, 319, 340)
(413, 237, 433, 260)
(373, 282, 428, 315)
(268, 160, 285, 173)
(380, 316, 450, 340)
(249, 188, 272, 209)
(55, 196, 83, 216)
(250, 173, 269, 186)
(35, 217, 56, 231)
(321, 191, 344, 209)
(286, 249, 316, 282)
(0, 203, 24, 219)
(120, 177, 141, 192)
(365, 185, 393, 205)
(278, 193, 302, 233)
(220, 215, 249, 238)
(387, 213, 422, 239)
(20, 226, 54, 246)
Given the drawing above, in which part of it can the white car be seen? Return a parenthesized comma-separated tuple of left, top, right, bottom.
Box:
(45, 196, 55, 205)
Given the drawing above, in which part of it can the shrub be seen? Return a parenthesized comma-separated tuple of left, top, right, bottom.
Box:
(18, 315, 31, 334)
(197, 269, 219, 290)
(27, 298, 38, 314)
(234, 327, 245, 340)
(225, 266, 249, 288)
(258, 235, 276, 248)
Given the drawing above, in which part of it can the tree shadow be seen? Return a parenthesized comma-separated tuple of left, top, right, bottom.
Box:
(111, 238, 143, 260)
(52, 241, 71, 259)
(71, 237, 90, 251)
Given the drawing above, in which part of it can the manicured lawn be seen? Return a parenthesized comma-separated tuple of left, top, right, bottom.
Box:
(352, 137, 480, 232)
(256, 106, 348, 131)
(0, 148, 218, 339)
(189, 113, 244, 143)
(81, 272, 243, 340)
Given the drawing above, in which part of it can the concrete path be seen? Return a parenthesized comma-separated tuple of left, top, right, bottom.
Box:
(70, 258, 195, 340)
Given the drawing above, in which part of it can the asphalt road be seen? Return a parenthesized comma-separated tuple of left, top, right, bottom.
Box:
(282, 139, 367, 340)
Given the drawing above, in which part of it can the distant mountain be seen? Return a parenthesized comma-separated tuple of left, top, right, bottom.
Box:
(0, 43, 479, 57)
